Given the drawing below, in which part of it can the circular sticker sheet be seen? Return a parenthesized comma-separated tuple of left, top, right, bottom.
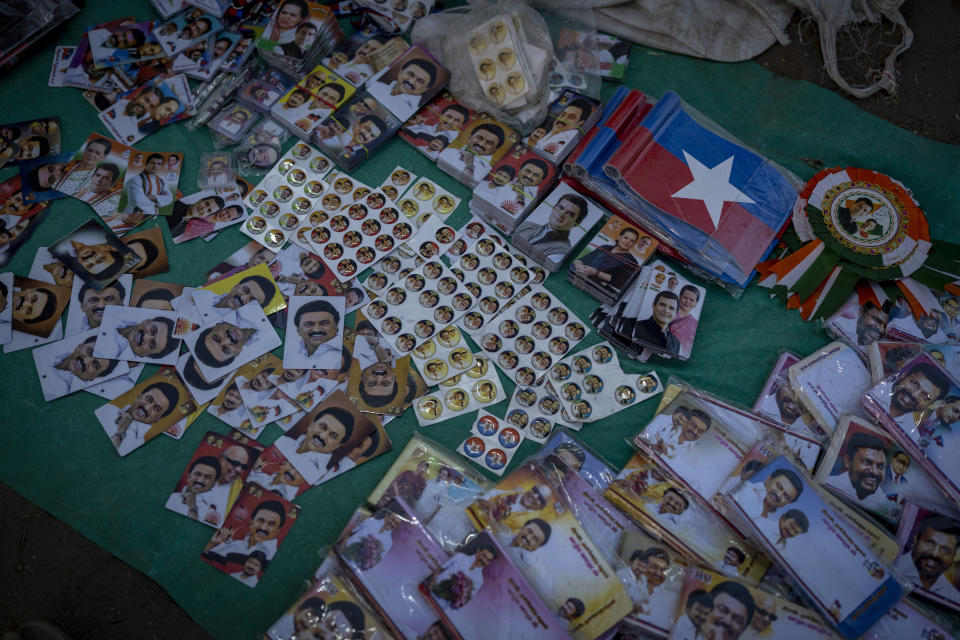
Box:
(802, 167, 930, 279)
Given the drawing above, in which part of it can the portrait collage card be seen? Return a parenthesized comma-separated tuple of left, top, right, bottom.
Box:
(568, 214, 656, 304)
(200, 480, 301, 588)
(167, 184, 246, 244)
(399, 90, 474, 163)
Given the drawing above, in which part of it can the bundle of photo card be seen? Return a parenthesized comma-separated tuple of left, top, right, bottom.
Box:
(465, 461, 634, 640)
(594, 259, 706, 361)
(335, 496, 450, 639)
(437, 113, 518, 189)
(419, 530, 571, 640)
(270, 63, 355, 141)
(468, 144, 558, 235)
(567, 214, 657, 305)
(813, 414, 956, 525)
(665, 567, 840, 640)
(320, 24, 391, 88)
(399, 91, 474, 163)
(867, 340, 960, 384)
(604, 449, 770, 583)
(313, 43, 449, 170)
(555, 29, 630, 81)
(512, 182, 604, 273)
(367, 432, 492, 553)
(264, 573, 393, 640)
(254, 0, 344, 78)
(861, 352, 960, 511)
(717, 454, 905, 638)
(521, 91, 602, 165)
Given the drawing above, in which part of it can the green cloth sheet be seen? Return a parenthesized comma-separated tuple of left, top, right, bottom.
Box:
(1, 2, 958, 638)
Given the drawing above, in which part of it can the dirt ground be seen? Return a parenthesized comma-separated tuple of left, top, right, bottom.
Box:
(2, 2, 958, 639)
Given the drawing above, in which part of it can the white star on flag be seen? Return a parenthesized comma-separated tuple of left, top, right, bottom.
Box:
(671, 151, 754, 230)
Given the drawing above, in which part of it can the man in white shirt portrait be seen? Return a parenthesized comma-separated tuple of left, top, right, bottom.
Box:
(165, 455, 222, 522)
(101, 380, 181, 456)
(77, 280, 125, 331)
(897, 513, 960, 603)
(827, 432, 889, 512)
(202, 498, 287, 564)
(122, 152, 173, 215)
(293, 298, 341, 366)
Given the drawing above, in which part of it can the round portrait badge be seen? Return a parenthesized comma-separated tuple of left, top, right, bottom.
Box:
(485, 449, 507, 470)
(616, 385, 637, 405)
(477, 415, 499, 436)
(803, 167, 929, 280)
(498, 428, 520, 449)
(417, 396, 443, 420)
(463, 436, 485, 457)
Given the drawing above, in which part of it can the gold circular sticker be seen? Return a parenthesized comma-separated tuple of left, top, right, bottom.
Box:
(417, 396, 442, 420)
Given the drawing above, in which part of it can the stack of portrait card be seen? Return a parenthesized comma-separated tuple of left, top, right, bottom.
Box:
(255, 0, 344, 78)
(200, 481, 302, 588)
(164, 430, 261, 528)
(270, 63, 355, 140)
(419, 530, 570, 640)
(243, 142, 335, 251)
(399, 91, 474, 162)
(555, 29, 630, 81)
(892, 502, 960, 614)
(457, 410, 524, 476)
(867, 340, 960, 383)
(861, 352, 960, 510)
(512, 182, 604, 273)
(167, 184, 246, 244)
(99, 74, 196, 144)
(718, 455, 905, 638)
(273, 390, 392, 487)
(567, 214, 657, 304)
(321, 24, 390, 88)
(613, 529, 687, 638)
(666, 567, 839, 640)
(314, 44, 449, 170)
(469, 144, 558, 235)
(522, 91, 602, 165)
(0, 116, 61, 169)
(886, 292, 958, 345)
(367, 432, 492, 553)
(604, 450, 769, 582)
(788, 341, 872, 434)
(595, 259, 706, 361)
(814, 415, 956, 525)
(264, 573, 393, 640)
(437, 114, 518, 189)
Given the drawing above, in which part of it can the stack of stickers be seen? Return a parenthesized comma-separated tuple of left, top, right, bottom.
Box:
(254, 0, 344, 78)
(465, 14, 546, 113)
(549, 341, 662, 423)
(567, 214, 657, 304)
(593, 259, 707, 361)
(414, 361, 505, 427)
(481, 283, 590, 388)
(243, 142, 336, 251)
(468, 144, 558, 235)
(521, 90, 602, 165)
(451, 231, 535, 337)
(313, 44, 450, 170)
(511, 182, 605, 273)
(457, 410, 523, 475)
